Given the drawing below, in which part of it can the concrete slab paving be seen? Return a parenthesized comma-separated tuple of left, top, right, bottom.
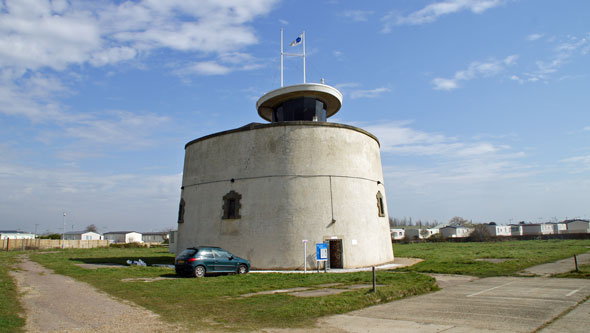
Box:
(309, 277, 590, 332)
(540, 298, 590, 333)
(519, 253, 590, 276)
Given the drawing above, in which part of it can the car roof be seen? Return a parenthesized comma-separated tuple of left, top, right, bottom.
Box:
(187, 246, 222, 250)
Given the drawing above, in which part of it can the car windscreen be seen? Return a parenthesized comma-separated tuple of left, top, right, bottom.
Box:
(177, 248, 197, 259)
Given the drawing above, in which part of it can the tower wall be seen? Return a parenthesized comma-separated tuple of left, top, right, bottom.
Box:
(178, 122, 393, 269)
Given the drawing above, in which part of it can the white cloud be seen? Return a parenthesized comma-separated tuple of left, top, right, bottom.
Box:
(185, 61, 232, 76)
(178, 52, 263, 76)
(583, 126, 590, 131)
(0, 160, 182, 232)
(382, 0, 506, 31)
(521, 33, 589, 83)
(561, 155, 590, 173)
(341, 10, 374, 22)
(526, 33, 544, 41)
(0, 0, 277, 72)
(61, 111, 169, 148)
(431, 78, 458, 91)
(349, 87, 391, 99)
(362, 121, 510, 158)
(431, 54, 518, 90)
(334, 82, 360, 90)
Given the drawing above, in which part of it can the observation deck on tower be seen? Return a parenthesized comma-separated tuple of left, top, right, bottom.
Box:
(256, 83, 342, 123)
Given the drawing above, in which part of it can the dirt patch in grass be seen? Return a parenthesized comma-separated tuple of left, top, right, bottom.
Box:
(475, 258, 513, 263)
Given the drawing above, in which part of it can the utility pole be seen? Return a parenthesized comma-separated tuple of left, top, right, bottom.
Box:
(62, 212, 66, 249)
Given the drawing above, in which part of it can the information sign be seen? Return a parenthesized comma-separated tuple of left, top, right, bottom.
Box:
(316, 243, 328, 261)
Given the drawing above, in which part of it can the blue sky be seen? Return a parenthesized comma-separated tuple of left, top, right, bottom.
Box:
(1, 0, 589, 234)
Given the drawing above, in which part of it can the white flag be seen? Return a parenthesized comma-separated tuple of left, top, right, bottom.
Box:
(290, 34, 303, 46)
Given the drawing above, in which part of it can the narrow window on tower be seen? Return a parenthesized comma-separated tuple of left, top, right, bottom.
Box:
(376, 191, 385, 217)
(177, 198, 185, 223)
(222, 191, 242, 219)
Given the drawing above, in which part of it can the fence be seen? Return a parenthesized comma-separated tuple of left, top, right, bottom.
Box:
(1, 239, 109, 251)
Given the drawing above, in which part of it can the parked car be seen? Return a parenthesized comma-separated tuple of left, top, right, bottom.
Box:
(175, 246, 250, 277)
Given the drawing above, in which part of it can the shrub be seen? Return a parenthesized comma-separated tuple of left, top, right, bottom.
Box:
(109, 242, 148, 248)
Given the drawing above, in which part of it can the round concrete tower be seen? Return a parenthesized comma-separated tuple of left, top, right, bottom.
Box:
(177, 83, 393, 269)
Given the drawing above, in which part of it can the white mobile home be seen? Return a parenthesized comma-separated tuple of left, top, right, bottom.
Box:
(564, 219, 590, 234)
(484, 223, 512, 237)
(390, 229, 405, 241)
(509, 225, 523, 236)
(142, 232, 168, 244)
(0, 231, 35, 240)
(168, 230, 178, 254)
(103, 231, 143, 243)
(64, 231, 101, 241)
(521, 223, 554, 236)
(440, 226, 473, 239)
(550, 222, 567, 234)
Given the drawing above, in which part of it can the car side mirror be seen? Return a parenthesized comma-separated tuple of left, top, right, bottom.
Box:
(229, 256, 234, 260)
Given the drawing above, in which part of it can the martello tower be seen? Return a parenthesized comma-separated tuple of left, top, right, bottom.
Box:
(176, 32, 393, 269)
(176, 80, 394, 269)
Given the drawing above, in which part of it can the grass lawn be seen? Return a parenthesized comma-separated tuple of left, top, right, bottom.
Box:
(0, 252, 26, 332)
(29, 248, 436, 331)
(394, 239, 590, 277)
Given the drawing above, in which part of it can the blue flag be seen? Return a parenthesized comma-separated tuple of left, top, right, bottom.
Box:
(290, 34, 302, 46)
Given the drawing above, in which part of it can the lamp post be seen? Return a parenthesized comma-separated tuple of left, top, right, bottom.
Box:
(62, 212, 66, 249)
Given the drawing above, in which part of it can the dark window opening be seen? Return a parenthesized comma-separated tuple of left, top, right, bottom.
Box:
(376, 191, 385, 217)
(228, 199, 236, 218)
(271, 97, 327, 122)
(222, 191, 242, 219)
(328, 239, 343, 269)
(177, 198, 185, 223)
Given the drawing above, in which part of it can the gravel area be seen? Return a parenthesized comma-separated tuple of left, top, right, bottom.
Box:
(10, 255, 184, 332)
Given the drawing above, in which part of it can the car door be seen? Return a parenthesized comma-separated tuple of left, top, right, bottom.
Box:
(212, 249, 235, 272)
(197, 248, 216, 272)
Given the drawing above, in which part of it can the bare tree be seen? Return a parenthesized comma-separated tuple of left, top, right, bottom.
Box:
(84, 224, 98, 232)
(449, 216, 471, 227)
(419, 229, 430, 239)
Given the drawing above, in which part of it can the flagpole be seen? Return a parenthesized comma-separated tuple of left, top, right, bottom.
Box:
(280, 28, 284, 87)
(302, 31, 306, 84)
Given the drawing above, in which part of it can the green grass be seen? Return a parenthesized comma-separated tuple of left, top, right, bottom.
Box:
(0, 252, 26, 332)
(29, 248, 436, 331)
(553, 264, 590, 279)
(394, 239, 590, 277)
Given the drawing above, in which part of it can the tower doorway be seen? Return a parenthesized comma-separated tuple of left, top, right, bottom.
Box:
(328, 239, 343, 269)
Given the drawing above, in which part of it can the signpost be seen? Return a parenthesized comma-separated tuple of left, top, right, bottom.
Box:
(302, 239, 308, 273)
(316, 242, 328, 272)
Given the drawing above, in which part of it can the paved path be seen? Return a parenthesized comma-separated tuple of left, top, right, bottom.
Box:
(269, 255, 590, 332)
(10, 256, 183, 332)
(519, 253, 590, 276)
(312, 277, 590, 332)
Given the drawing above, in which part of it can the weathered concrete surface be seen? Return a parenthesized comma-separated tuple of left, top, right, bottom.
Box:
(427, 273, 478, 289)
(541, 298, 590, 333)
(179, 123, 393, 270)
(519, 253, 590, 276)
(10, 256, 183, 332)
(270, 277, 590, 332)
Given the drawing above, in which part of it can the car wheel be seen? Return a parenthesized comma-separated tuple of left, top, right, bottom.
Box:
(194, 265, 206, 278)
(237, 264, 248, 274)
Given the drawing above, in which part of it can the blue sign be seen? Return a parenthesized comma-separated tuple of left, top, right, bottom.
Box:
(316, 243, 328, 261)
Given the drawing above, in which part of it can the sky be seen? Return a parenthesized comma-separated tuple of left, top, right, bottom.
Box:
(1, 0, 589, 234)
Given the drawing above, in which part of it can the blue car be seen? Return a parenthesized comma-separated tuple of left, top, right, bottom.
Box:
(175, 246, 250, 277)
